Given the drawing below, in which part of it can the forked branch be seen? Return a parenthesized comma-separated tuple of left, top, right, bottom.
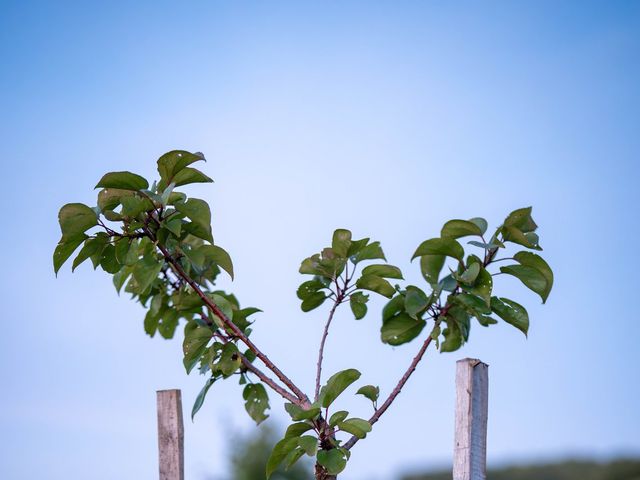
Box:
(153, 236, 311, 406)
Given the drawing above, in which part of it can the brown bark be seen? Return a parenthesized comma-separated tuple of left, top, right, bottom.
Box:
(315, 463, 337, 480)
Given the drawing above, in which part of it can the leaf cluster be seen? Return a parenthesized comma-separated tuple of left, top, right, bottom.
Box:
(54, 151, 269, 424)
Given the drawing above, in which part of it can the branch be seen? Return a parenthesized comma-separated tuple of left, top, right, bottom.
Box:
(314, 300, 340, 400)
(150, 235, 311, 406)
(314, 264, 355, 401)
(344, 333, 434, 450)
(240, 357, 299, 404)
(209, 328, 300, 404)
(343, 247, 498, 450)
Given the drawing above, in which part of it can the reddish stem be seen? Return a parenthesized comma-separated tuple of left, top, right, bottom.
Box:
(152, 235, 310, 406)
(343, 334, 434, 450)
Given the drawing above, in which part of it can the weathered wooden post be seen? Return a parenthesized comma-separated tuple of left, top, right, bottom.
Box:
(157, 389, 185, 480)
(453, 358, 488, 480)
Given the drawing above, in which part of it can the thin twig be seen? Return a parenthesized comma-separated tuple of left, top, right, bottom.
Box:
(344, 334, 434, 450)
(490, 257, 515, 263)
(343, 239, 504, 449)
(210, 329, 300, 404)
(314, 300, 341, 401)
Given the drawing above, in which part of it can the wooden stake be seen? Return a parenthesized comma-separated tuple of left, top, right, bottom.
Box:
(453, 358, 488, 480)
(157, 389, 184, 480)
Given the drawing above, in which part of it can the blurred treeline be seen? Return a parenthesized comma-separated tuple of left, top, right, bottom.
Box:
(402, 459, 640, 480)
(218, 425, 640, 480)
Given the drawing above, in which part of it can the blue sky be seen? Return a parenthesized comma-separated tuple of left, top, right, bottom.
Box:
(1, 1, 639, 479)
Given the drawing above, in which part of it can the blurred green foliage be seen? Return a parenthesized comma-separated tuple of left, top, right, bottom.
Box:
(226, 425, 313, 480)
(401, 459, 640, 480)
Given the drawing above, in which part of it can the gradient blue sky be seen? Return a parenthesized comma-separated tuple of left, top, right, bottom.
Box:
(1, 1, 639, 479)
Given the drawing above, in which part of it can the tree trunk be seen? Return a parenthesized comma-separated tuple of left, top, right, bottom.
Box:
(315, 463, 337, 480)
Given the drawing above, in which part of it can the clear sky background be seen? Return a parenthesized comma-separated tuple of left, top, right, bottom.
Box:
(1, 1, 639, 479)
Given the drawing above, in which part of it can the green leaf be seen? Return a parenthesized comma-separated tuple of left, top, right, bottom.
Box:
(72, 235, 108, 271)
(381, 313, 426, 345)
(168, 191, 187, 205)
(465, 266, 492, 306)
(491, 296, 529, 336)
(299, 254, 322, 275)
(173, 291, 205, 314)
(182, 323, 213, 373)
(113, 267, 131, 293)
(159, 182, 176, 206)
(157, 308, 180, 339)
(163, 217, 182, 237)
(332, 229, 352, 257)
(157, 150, 206, 185)
(356, 275, 395, 298)
(469, 217, 488, 235)
(440, 322, 463, 352)
(172, 167, 213, 187)
(513, 251, 553, 303)
(337, 418, 372, 439)
(176, 198, 213, 243)
(297, 280, 325, 300)
(346, 237, 370, 257)
(504, 206, 537, 232)
(243, 383, 270, 425)
(285, 448, 306, 470)
(351, 241, 386, 264)
(454, 293, 491, 316)
(318, 368, 361, 408)
(441, 219, 483, 239)
(97, 188, 132, 211)
(476, 315, 498, 327)
(457, 263, 480, 285)
(446, 305, 471, 341)
(232, 307, 261, 332)
(120, 195, 153, 218)
(284, 403, 321, 421)
(266, 437, 298, 479)
(329, 410, 349, 427)
(316, 449, 348, 476)
(95, 171, 149, 191)
(301, 292, 327, 312)
(382, 294, 405, 322)
(502, 226, 542, 250)
(100, 244, 121, 274)
(349, 291, 369, 320)
(356, 385, 379, 403)
(430, 324, 441, 348)
(144, 309, 159, 337)
(199, 245, 234, 280)
(58, 203, 98, 240)
(191, 377, 215, 420)
(124, 239, 140, 265)
(218, 342, 241, 376)
(420, 254, 445, 285)
(285, 422, 314, 438)
(468, 240, 505, 250)
(114, 238, 131, 264)
(210, 293, 234, 324)
(361, 264, 404, 279)
(438, 273, 457, 292)
(412, 238, 464, 261)
(404, 286, 430, 319)
(53, 234, 88, 274)
(298, 435, 318, 456)
(133, 254, 163, 294)
(500, 265, 549, 303)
